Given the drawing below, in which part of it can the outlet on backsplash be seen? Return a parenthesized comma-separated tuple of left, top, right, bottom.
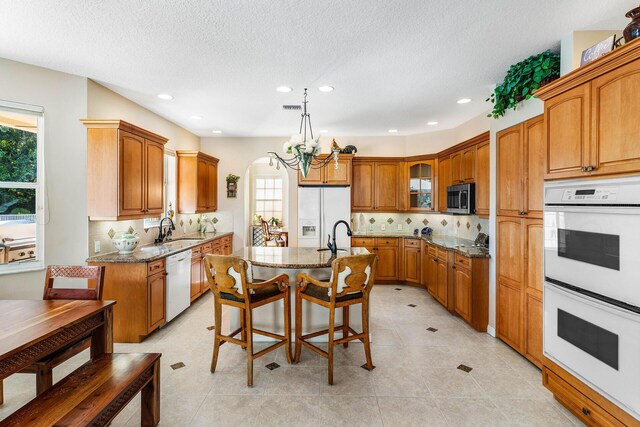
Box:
(397, 223, 402, 231)
(380, 224, 386, 231)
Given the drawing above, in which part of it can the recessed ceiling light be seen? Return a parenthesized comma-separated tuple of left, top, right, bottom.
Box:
(318, 86, 334, 92)
(319, 130, 328, 133)
(190, 115, 203, 120)
(427, 121, 439, 126)
(388, 129, 398, 133)
(157, 93, 173, 100)
(457, 98, 472, 104)
(212, 130, 222, 134)
(276, 86, 292, 93)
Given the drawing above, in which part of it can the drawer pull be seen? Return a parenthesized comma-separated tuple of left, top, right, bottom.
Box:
(581, 407, 591, 416)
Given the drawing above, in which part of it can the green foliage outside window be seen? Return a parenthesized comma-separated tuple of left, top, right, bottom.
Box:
(0, 126, 37, 214)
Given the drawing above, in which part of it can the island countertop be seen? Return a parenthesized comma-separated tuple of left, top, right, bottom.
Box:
(233, 246, 370, 269)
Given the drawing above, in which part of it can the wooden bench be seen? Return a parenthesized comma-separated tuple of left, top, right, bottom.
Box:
(1, 353, 161, 427)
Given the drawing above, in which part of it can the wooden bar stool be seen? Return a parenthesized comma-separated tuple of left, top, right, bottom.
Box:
(294, 254, 378, 385)
(0, 265, 105, 405)
(204, 254, 292, 387)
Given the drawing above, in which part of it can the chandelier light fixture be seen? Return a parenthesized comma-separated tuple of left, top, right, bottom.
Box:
(268, 88, 339, 177)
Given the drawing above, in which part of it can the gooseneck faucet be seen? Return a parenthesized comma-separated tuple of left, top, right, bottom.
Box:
(155, 217, 176, 243)
(327, 220, 352, 254)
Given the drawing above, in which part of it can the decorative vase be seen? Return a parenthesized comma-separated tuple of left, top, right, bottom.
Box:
(624, 6, 640, 42)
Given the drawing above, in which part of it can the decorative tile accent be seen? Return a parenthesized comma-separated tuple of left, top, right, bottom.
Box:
(197, 217, 201, 224)
(477, 223, 482, 232)
(206, 325, 215, 331)
(456, 220, 461, 228)
(107, 228, 116, 239)
(387, 218, 394, 224)
(394, 288, 402, 291)
(144, 228, 149, 234)
(189, 218, 193, 226)
(212, 217, 219, 224)
(170, 362, 186, 370)
(457, 364, 473, 373)
(422, 218, 429, 225)
(265, 362, 280, 371)
(440, 219, 448, 227)
(405, 218, 412, 224)
(180, 219, 184, 227)
(128, 226, 135, 234)
(466, 221, 471, 229)
(426, 327, 438, 333)
(408, 304, 417, 308)
(369, 218, 376, 224)
(361, 364, 376, 371)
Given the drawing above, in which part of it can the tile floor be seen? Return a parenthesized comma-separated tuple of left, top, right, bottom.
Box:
(0, 285, 582, 426)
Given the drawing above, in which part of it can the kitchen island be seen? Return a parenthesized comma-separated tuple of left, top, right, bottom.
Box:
(233, 246, 370, 342)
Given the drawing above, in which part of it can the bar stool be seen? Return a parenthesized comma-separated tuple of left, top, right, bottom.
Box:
(0, 265, 105, 405)
(204, 254, 292, 386)
(294, 254, 378, 384)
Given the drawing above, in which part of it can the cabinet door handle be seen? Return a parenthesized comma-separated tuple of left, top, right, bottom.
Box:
(581, 407, 591, 416)
(452, 265, 456, 269)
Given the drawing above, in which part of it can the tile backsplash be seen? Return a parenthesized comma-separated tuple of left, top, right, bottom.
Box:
(351, 212, 488, 241)
(88, 212, 234, 256)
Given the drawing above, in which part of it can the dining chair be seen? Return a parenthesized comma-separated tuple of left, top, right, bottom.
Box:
(294, 253, 378, 385)
(0, 265, 105, 405)
(204, 254, 292, 386)
(261, 219, 284, 247)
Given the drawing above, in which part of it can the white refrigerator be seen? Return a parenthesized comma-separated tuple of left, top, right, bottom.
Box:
(298, 187, 351, 249)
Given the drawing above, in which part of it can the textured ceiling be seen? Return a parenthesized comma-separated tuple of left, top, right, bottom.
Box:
(0, 1, 632, 136)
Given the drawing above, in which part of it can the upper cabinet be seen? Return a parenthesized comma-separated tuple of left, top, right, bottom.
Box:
(536, 39, 640, 179)
(437, 156, 450, 213)
(407, 160, 435, 211)
(351, 160, 403, 211)
(497, 115, 544, 218)
(298, 154, 353, 186)
(451, 146, 476, 185)
(83, 120, 168, 221)
(475, 139, 490, 217)
(177, 151, 219, 213)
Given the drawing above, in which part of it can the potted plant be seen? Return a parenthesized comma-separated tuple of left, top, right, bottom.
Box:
(487, 50, 560, 119)
(268, 217, 279, 227)
(226, 173, 240, 198)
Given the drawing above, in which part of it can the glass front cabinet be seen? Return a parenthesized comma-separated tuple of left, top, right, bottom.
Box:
(407, 160, 435, 211)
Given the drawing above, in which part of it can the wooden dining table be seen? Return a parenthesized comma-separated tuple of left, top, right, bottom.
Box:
(0, 299, 115, 402)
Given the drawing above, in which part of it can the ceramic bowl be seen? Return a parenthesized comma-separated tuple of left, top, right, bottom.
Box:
(113, 236, 140, 254)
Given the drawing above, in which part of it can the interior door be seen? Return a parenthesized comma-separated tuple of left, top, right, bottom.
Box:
(119, 130, 145, 216)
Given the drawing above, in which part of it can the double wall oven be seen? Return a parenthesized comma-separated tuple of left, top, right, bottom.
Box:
(543, 177, 640, 421)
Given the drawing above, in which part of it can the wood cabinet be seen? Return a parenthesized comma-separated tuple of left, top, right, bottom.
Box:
(496, 216, 543, 364)
(401, 238, 421, 284)
(407, 161, 435, 211)
(497, 115, 544, 219)
(450, 146, 476, 185)
(453, 266, 472, 323)
(452, 254, 489, 332)
(147, 270, 166, 331)
(177, 151, 219, 213)
(437, 156, 450, 212)
(435, 257, 448, 307)
(536, 39, 640, 180)
(351, 160, 403, 211)
(373, 238, 399, 280)
(298, 154, 353, 186)
(190, 249, 203, 301)
(475, 140, 490, 217)
(424, 245, 438, 296)
(450, 151, 462, 184)
(83, 120, 168, 220)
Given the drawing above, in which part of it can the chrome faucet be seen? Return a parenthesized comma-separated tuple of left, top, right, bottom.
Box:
(155, 217, 176, 243)
(327, 220, 352, 254)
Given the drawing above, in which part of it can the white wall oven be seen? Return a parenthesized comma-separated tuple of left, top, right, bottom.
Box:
(544, 177, 640, 421)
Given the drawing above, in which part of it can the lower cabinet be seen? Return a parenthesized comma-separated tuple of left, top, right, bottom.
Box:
(453, 266, 472, 323)
(436, 257, 448, 307)
(190, 248, 203, 301)
(402, 238, 421, 283)
(147, 270, 166, 331)
(496, 280, 523, 352)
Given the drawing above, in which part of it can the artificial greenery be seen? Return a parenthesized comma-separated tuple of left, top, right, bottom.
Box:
(487, 50, 560, 119)
(226, 173, 240, 183)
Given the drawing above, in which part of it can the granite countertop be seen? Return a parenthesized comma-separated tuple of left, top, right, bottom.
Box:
(233, 247, 370, 269)
(86, 231, 234, 263)
(351, 232, 490, 258)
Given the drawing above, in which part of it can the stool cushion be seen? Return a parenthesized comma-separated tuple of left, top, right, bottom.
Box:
(303, 283, 363, 302)
(221, 283, 281, 303)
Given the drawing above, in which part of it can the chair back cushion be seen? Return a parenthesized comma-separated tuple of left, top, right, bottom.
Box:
(203, 255, 252, 300)
(328, 254, 378, 298)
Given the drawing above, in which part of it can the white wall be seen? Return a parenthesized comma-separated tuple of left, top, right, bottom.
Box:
(0, 58, 88, 298)
(487, 98, 544, 334)
(560, 30, 620, 76)
(87, 80, 199, 151)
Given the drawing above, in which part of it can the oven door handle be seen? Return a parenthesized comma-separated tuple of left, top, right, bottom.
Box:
(544, 205, 640, 215)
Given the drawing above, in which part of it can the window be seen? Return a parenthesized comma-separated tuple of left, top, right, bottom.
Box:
(144, 153, 176, 228)
(0, 100, 44, 274)
(254, 176, 283, 224)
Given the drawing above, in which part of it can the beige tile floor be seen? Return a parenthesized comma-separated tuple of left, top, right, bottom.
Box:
(0, 285, 582, 426)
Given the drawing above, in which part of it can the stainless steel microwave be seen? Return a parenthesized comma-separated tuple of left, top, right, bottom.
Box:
(446, 183, 475, 214)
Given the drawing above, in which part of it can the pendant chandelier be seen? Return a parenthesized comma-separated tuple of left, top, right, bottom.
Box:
(268, 88, 339, 177)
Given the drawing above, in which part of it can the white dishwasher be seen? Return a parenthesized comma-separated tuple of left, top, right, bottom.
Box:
(165, 250, 192, 322)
